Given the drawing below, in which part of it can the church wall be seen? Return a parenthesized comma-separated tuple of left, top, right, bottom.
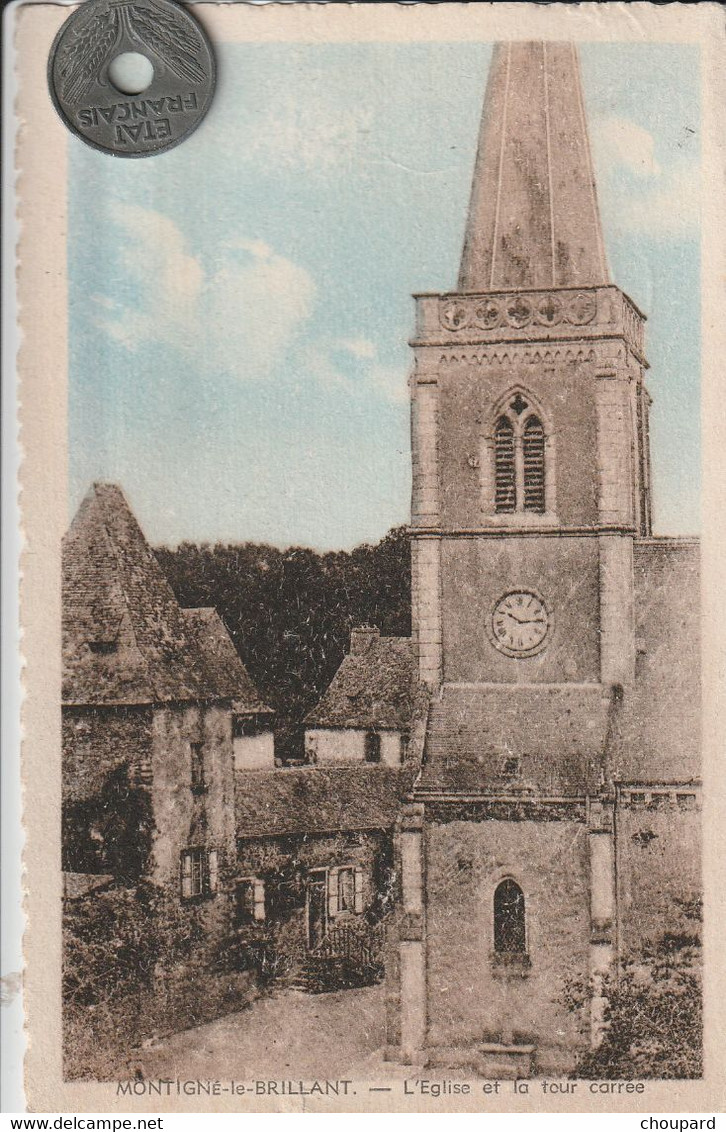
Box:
(615, 792, 702, 956)
(440, 535, 600, 683)
(435, 361, 600, 529)
(424, 815, 590, 1072)
(614, 540, 701, 782)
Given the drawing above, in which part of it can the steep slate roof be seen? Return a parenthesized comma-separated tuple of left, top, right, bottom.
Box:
(63, 483, 265, 709)
(417, 683, 612, 795)
(459, 42, 608, 291)
(183, 608, 271, 715)
(235, 766, 412, 838)
(305, 630, 414, 730)
(611, 539, 700, 783)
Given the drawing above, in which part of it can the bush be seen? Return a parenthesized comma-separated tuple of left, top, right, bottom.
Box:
(566, 902, 702, 1079)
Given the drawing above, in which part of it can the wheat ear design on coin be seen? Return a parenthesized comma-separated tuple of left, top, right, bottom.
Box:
(128, 5, 206, 83)
(60, 10, 120, 104)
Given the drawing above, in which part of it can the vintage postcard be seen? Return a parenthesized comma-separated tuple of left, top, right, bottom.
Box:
(10, 0, 726, 1114)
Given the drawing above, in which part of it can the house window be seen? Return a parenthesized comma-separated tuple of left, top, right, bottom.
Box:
(190, 743, 206, 789)
(236, 877, 265, 924)
(493, 879, 526, 954)
(493, 395, 549, 515)
(180, 847, 218, 899)
(364, 731, 381, 763)
(327, 866, 364, 918)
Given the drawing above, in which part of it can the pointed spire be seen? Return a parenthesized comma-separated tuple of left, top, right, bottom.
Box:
(458, 42, 609, 292)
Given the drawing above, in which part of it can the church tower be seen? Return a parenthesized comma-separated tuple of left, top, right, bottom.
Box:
(388, 42, 700, 1079)
(410, 41, 651, 695)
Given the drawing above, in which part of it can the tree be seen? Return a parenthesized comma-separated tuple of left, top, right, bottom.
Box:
(155, 526, 411, 761)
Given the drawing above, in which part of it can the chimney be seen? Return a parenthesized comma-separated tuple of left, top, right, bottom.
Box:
(350, 625, 380, 656)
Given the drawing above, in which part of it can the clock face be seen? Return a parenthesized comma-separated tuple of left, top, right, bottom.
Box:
(490, 591, 550, 657)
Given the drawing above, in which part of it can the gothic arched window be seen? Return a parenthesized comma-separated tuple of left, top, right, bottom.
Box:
(522, 415, 546, 513)
(493, 878, 526, 954)
(494, 416, 516, 512)
(492, 394, 548, 515)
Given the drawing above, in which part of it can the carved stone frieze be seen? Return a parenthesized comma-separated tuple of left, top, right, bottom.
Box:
(437, 345, 599, 368)
(414, 285, 646, 366)
(439, 290, 598, 334)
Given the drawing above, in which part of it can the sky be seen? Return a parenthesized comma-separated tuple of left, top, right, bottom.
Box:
(68, 42, 700, 548)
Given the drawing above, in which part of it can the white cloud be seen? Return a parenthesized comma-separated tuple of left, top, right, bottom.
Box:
(593, 116, 661, 178)
(339, 337, 377, 360)
(96, 204, 315, 381)
(591, 116, 699, 240)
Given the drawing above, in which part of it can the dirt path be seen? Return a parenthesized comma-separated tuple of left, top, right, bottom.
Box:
(136, 983, 418, 1082)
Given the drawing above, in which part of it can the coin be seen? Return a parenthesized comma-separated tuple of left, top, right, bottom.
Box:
(48, 0, 216, 158)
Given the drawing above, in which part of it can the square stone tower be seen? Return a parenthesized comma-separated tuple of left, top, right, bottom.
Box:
(389, 42, 700, 1079)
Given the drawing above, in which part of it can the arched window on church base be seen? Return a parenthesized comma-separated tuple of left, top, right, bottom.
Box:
(492, 878, 531, 974)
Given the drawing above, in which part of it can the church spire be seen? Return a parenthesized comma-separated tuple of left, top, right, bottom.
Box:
(458, 42, 609, 292)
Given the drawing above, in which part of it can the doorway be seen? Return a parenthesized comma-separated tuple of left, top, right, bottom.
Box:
(306, 869, 327, 949)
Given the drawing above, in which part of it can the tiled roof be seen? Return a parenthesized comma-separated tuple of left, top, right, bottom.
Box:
(305, 630, 414, 730)
(62, 483, 266, 708)
(183, 608, 271, 715)
(416, 683, 612, 795)
(235, 765, 412, 838)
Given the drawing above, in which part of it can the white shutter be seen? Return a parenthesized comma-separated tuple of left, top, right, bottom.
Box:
(208, 849, 219, 894)
(181, 853, 192, 899)
(327, 868, 339, 918)
(354, 868, 364, 914)
(253, 879, 266, 921)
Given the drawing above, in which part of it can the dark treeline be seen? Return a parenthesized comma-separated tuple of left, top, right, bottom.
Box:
(156, 527, 411, 761)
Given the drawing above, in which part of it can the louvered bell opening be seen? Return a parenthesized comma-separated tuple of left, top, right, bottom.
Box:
(523, 415, 545, 513)
(494, 417, 516, 512)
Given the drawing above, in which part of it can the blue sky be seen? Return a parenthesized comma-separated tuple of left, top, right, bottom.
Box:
(68, 42, 700, 547)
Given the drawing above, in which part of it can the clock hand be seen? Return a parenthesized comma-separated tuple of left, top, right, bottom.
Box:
(505, 611, 545, 625)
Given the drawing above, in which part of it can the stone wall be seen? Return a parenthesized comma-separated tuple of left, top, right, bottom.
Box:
(440, 535, 600, 684)
(435, 359, 600, 530)
(423, 812, 590, 1074)
(63, 705, 153, 804)
(615, 790, 702, 955)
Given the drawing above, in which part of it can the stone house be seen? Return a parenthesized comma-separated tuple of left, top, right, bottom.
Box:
(304, 626, 413, 767)
(234, 765, 409, 982)
(62, 483, 410, 1011)
(386, 41, 701, 1077)
(62, 482, 271, 938)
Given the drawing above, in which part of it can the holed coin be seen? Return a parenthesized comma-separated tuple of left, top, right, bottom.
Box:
(48, 0, 215, 157)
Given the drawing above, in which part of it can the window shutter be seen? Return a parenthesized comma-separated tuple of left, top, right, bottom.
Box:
(181, 852, 192, 899)
(354, 868, 364, 914)
(208, 849, 219, 894)
(253, 879, 266, 921)
(327, 868, 339, 918)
